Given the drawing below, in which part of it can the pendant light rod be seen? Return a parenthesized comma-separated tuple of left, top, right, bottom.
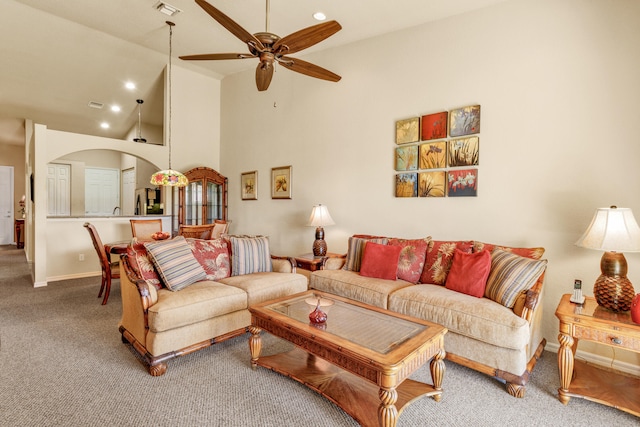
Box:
(133, 99, 146, 143)
(167, 20, 175, 169)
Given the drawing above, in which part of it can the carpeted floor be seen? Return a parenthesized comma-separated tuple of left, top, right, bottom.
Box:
(0, 246, 637, 426)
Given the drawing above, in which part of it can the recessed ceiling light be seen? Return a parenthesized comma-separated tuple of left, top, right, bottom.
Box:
(88, 101, 104, 109)
(313, 12, 327, 21)
(155, 2, 181, 16)
(100, 122, 110, 129)
(125, 81, 136, 90)
(111, 105, 121, 113)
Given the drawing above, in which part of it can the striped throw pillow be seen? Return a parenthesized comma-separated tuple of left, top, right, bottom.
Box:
(484, 249, 547, 308)
(144, 236, 206, 292)
(230, 236, 272, 276)
(342, 236, 389, 272)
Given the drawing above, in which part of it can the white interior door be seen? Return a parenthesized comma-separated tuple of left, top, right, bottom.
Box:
(121, 168, 135, 216)
(85, 168, 120, 216)
(0, 166, 14, 244)
(46, 163, 70, 216)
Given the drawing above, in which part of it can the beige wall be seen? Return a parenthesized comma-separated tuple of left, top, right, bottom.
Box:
(220, 0, 640, 370)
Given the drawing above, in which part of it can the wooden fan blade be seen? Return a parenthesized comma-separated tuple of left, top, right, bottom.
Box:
(179, 53, 256, 61)
(279, 56, 341, 82)
(255, 62, 274, 91)
(195, 0, 265, 51)
(274, 21, 341, 55)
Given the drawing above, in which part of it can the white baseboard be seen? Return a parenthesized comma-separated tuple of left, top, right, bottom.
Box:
(46, 271, 100, 283)
(545, 342, 640, 377)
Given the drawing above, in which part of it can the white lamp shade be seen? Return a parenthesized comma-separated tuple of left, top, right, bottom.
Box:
(575, 206, 640, 252)
(307, 204, 335, 227)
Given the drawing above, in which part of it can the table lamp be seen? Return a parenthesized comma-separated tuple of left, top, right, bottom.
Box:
(307, 204, 335, 257)
(575, 206, 640, 312)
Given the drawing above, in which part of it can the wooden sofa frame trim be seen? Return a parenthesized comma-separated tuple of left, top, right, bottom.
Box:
(119, 253, 297, 376)
(317, 255, 547, 398)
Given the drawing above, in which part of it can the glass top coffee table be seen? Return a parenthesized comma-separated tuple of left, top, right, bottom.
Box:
(249, 290, 448, 427)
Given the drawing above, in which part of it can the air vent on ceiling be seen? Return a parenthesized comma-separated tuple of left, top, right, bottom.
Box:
(88, 101, 104, 109)
(155, 2, 181, 16)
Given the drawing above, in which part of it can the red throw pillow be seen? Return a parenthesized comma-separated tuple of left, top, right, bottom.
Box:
(420, 240, 474, 285)
(445, 249, 491, 297)
(359, 242, 402, 280)
(388, 237, 431, 284)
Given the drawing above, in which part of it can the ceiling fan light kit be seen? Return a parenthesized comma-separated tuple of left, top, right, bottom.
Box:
(180, 0, 342, 91)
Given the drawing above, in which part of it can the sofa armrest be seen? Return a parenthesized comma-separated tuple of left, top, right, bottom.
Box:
(271, 255, 296, 273)
(320, 254, 347, 270)
(519, 271, 545, 324)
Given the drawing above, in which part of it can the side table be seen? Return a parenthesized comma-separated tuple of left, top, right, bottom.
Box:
(14, 218, 25, 249)
(294, 253, 341, 280)
(555, 293, 640, 416)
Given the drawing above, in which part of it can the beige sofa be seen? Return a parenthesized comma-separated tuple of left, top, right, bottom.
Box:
(119, 235, 307, 376)
(310, 236, 547, 398)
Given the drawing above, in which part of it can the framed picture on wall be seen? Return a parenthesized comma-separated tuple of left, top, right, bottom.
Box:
(419, 141, 447, 169)
(449, 105, 481, 137)
(395, 117, 420, 144)
(395, 173, 418, 197)
(271, 165, 292, 199)
(448, 136, 479, 167)
(395, 145, 418, 171)
(421, 111, 448, 141)
(419, 171, 446, 197)
(448, 168, 478, 197)
(241, 171, 258, 200)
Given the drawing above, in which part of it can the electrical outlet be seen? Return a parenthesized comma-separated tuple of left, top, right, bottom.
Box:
(78, 254, 84, 261)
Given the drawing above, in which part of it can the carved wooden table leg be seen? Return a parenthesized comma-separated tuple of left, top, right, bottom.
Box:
(557, 332, 575, 405)
(378, 387, 398, 427)
(430, 348, 446, 402)
(249, 325, 262, 370)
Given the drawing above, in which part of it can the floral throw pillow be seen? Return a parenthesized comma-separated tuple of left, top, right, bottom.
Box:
(127, 239, 162, 290)
(473, 241, 544, 260)
(388, 237, 431, 284)
(420, 240, 474, 285)
(186, 238, 231, 281)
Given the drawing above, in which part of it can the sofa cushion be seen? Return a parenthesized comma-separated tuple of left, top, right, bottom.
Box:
(230, 236, 272, 276)
(219, 272, 308, 307)
(420, 240, 474, 285)
(388, 237, 431, 284)
(127, 239, 162, 290)
(485, 249, 548, 308)
(148, 281, 248, 332)
(388, 284, 531, 350)
(359, 242, 402, 280)
(473, 241, 544, 260)
(445, 249, 491, 298)
(343, 236, 389, 272)
(310, 269, 412, 309)
(186, 237, 231, 280)
(144, 236, 207, 292)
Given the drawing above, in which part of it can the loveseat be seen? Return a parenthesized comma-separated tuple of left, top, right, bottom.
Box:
(310, 235, 548, 398)
(119, 235, 307, 376)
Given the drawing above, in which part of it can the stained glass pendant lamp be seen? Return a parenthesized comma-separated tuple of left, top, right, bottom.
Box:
(150, 21, 188, 188)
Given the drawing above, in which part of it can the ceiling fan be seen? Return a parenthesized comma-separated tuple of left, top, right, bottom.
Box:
(180, 0, 342, 91)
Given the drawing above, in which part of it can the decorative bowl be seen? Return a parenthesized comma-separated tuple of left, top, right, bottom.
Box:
(151, 232, 171, 241)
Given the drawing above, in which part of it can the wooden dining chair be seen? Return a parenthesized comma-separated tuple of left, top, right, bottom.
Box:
(130, 219, 162, 240)
(83, 222, 121, 305)
(178, 224, 215, 239)
(211, 220, 229, 239)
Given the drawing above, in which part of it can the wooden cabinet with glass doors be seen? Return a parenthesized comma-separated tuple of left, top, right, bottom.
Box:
(178, 167, 227, 227)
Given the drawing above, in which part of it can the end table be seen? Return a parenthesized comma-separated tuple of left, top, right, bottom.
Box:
(294, 253, 341, 279)
(555, 293, 640, 416)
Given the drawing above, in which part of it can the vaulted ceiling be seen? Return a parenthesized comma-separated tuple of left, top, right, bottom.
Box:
(0, 0, 507, 145)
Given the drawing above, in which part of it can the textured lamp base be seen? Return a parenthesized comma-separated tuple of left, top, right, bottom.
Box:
(313, 227, 327, 257)
(594, 275, 635, 312)
(594, 251, 635, 312)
